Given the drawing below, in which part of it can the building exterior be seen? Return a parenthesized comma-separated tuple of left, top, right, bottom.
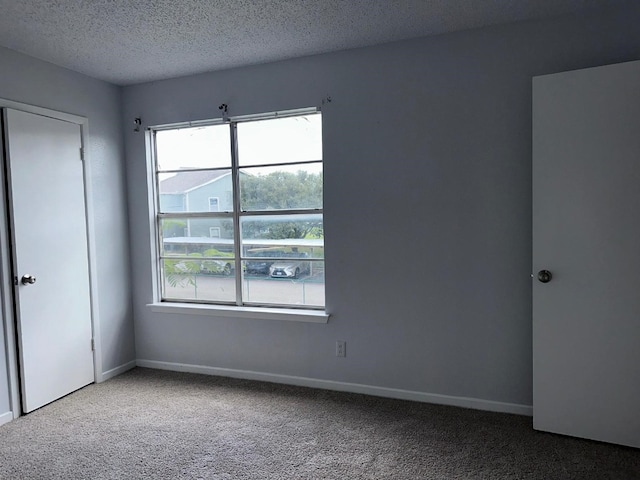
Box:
(159, 170, 233, 240)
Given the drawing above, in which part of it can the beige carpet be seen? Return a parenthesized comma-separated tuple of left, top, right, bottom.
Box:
(0, 368, 638, 479)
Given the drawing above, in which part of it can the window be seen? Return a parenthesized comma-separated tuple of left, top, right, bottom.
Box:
(208, 197, 220, 212)
(152, 110, 324, 309)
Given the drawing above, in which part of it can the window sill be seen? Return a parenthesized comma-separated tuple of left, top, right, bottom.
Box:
(147, 302, 329, 323)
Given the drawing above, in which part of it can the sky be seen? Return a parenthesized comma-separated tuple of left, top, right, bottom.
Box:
(155, 113, 323, 175)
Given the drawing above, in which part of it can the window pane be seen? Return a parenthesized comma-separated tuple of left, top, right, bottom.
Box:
(243, 248, 323, 275)
(240, 214, 324, 254)
(162, 259, 236, 303)
(243, 241, 324, 261)
(237, 114, 322, 166)
(242, 261, 324, 307)
(156, 125, 230, 171)
(160, 217, 234, 255)
(158, 170, 232, 213)
(240, 213, 324, 307)
(240, 163, 322, 211)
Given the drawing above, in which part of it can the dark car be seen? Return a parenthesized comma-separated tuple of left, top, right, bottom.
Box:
(245, 250, 286, 275)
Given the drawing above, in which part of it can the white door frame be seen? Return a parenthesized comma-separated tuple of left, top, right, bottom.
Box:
(0, 98, 102, 420)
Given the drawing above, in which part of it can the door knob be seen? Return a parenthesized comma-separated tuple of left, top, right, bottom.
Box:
(21, 274, 36, 285)
(537, 270, 552, 283)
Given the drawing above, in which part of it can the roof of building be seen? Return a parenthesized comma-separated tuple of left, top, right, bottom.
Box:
(164, 237, 324, 247)
(160, 170, 229, 194)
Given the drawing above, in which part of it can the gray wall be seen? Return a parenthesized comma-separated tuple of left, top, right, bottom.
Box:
(0, 46, 134, 416)
(123, 4, 640, 409)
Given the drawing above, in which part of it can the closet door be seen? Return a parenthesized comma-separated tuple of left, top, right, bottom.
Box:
(4, 108, 94, 413)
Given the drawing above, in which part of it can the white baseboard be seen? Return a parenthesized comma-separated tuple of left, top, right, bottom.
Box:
(0, 410, 13, 427)
(136, 359, 533, 416)
(100, 360, 137, 382)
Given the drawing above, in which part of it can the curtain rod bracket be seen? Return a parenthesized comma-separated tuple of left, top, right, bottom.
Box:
(219, 103, 229, 122)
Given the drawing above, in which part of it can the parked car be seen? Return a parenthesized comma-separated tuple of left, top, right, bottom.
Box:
(268, 253, 310, 279)
(245, 250, 285, 275)
(199, 248, 234, 276)
(200, 259, 233, 276)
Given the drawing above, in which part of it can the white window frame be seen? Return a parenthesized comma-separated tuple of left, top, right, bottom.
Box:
(209, 227, 221, 238)
(147, 108, 328, 322)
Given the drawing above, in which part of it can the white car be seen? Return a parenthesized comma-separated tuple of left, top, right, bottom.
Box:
(268, 257, 309, 279)
(200, 259, 233, 276)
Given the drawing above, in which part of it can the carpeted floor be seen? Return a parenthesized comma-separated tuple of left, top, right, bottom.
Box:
(0, 368, 638, 479)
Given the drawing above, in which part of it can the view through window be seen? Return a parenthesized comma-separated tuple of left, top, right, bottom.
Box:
(153, 111, 324, 309)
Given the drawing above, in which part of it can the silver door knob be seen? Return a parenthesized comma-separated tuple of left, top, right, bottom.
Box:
(537, 270, 552, 283)
(21, 274, 36, 285)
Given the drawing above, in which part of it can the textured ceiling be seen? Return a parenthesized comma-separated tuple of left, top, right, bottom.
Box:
(0, 0, 627, 85)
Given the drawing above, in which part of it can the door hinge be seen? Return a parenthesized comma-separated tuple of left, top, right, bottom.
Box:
(91, 338, 95, 351)
(80, 147, 84, 161)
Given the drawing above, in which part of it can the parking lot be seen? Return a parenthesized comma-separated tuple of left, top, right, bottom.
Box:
(163, 274, 325, 307)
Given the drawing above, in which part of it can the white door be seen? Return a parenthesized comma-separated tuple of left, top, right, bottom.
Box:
(532, 61, 640, 448)
(3, 108, 94, 413)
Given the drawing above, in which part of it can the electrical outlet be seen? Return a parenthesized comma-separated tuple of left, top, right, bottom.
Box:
(336, 340, 346, 357)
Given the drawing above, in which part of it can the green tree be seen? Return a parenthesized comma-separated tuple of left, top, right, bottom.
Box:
(164, 253, 202, 290)
(240, 170, 323, 239)
(162, 219, 187, 238)
(241, 171, 322, 210)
